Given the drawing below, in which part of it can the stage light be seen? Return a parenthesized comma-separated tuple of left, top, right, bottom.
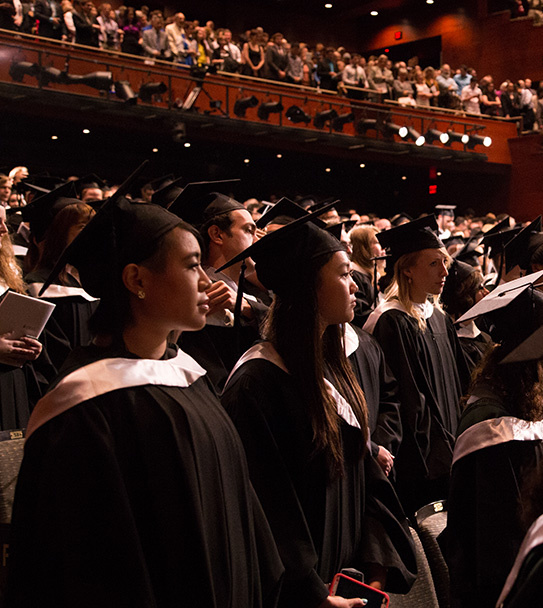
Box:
(355, 118, 379, 135)
(314, 108, 338, 129)
(38, 66, 65, 86)
(63, 71, 113, 91)
(331, 112, 354, 132)
(425, 128, 450, 145)
(467, 134, 492, 149)
(383, 122, 408, 138)
(9, 61, 39, 82)
(138, 81, 168, 103)
(445, 130, 469, 146)
(403, 126, 425, 146)
(285, 105, 312, 124)
(233, 95, 259, 117)
(258, 101, 284, 120)
(114, 80, 137, 104)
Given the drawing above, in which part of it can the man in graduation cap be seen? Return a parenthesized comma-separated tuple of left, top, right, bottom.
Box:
(169, 181, 269, 391)
(435, 204, 456, 240)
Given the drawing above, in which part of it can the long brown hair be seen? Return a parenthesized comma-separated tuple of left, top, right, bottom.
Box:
(264, 250, 369, 479)
(0, 235, 25, 294)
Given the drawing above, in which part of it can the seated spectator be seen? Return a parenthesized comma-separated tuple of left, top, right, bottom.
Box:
(34, 0, 63, 40)
(286, 42, 303, 84)
(262, 32, 288, 80)
(461, 77, 482, 114)
(241, 29, 264, 77)
(453, 64, 472, 94)
(72, 0, 100, 47)
(141, 10, 170, 60)
(316, 46, 339, 91)
(120, 6, 141, 55)
(97, 3, 122, 50)
(342, 53, 368, 88)
(480, 81, 503, 116)
(392, 67, 415, 105)
(436, 63, 460, 108)
(415, 68, 438, 107)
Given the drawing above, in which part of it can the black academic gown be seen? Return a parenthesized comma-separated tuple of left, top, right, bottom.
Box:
(458, 331, 492, 375)
(346, 324, 402, 460)
(221, 348, 416, 608)
(366, 303, 470, 514)
(6, 344, 284, 608)
(351, 270, 374, 329)
(25, 269, 99, 376)
(446, 392, 543, 608)
(497, 515, 543, 608)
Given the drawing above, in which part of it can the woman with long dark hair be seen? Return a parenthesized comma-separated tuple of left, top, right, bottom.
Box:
(221, 216, 416, 608)
(7, 195, 284, 607)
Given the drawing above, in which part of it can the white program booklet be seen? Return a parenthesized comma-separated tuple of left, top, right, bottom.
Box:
(0, 291, 55, 338)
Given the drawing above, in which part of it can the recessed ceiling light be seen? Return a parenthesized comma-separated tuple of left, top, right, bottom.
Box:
(184, 142, 191, 148)
(51, 135, 58, 140)
(244, 158, 250, 164)
(325, 167, 331, 172)
(401, 176, 407, 180)
(370, 10, 378, 16)
(324, 3, 332, 7)
(152, 148, 158, 153)
(359, 163, 365, 168)
(276, 153, 282, 158)
(82, 129, 90, 134)
(437, 171, 442, 176)
(427, 0, 434, 4)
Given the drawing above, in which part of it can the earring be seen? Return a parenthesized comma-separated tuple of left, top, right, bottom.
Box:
(137, 290, 146, 300)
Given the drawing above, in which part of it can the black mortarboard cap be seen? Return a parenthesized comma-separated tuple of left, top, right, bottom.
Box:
(151, 176, 184, 208)
(24, 174, 65, 191)
(505, 216, 542, 273)
(21, 181, 79, 242)
(390, 212, 412, 227)
(217, 201, 344, 294)
(482, 226, 521, 258)
(167, 179, 242, 227)
(500, 324, 543, 364)
(453, 234, 484, 267)
(435, 204, 456, 217)
(456, 270, 543, 357)
(325, 219, 356, 240)
(377, 214, 443, 266)
(256, 197, 308, 229)
(74, 173, 106, 196)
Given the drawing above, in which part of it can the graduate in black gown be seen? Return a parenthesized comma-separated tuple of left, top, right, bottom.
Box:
(446, 273, 543, 608)
(364, 216, 470, 515)
(6, 194, 284, 607)
(220, 211, 416, 608)
(0, 206, 42, 429)
(441, 259, 493, 374)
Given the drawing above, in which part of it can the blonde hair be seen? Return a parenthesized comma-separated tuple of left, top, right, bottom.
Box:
(349, 225, 379, 274)
(384, 247, 450, 330)
(0, 235, 25, 294)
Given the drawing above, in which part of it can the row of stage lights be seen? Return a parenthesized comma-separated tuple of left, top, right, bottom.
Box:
(234, 96, 492, 149)
(9, 61, 167, 104)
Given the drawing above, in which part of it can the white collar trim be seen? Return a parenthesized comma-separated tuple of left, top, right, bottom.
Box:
(363, 298, 434, 333)
(27, 282, 98, 301)
(453, 416, 543, 466)
(26, 348, 206, 439)
(227, 341, 361, 430)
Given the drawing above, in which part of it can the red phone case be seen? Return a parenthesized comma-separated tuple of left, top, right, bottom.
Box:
(329, 572, 390, 607)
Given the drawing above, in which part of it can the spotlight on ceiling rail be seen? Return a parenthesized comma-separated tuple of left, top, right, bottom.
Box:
(425, 128, 450, 145)
(257, 101, 284, 120)
(382, 121, 408, 138)
(233, 95, 259, 117)
(63, 71, 113, 91)
(331, 112, 355, 132)
(314, 108, 338, 129)
(115, 80, 137, 104)
(444, 130, 469, 146)
(138, 81, 168, 103)
(355, 118, 380, 135)
(285, 104, 312, 124)
(467, 134, 492, 149)
(402, 126, 425, 146)
(9, 61, 40, 82)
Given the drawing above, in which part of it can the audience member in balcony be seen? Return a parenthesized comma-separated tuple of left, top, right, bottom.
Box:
(501, 80, 521, 118)
(436, 63, 460, 109)
(205, 19, 218, 49)
(414, 69, 438, 107)
(165, 12, 185, 61)
(97, 3, 121, 50)
(453, 64, 472, 94)
(480, 81, 502, 116)
(72, 0, 99, 47)
(518, 79, 536, 129)
(368, 53, 393, 100)
(192, 26, 211, 67)
(223, 28, 241, 63)
(141, 10, 170, 60)
(34, 0, 63, 40)
(286, 42, 303, 84)
(393, 68, 415, 106)
(461, 76, 482, 114)
(61, 0, 75, 41)
(342, 53, 368, 88)
(120, 5, 141, 55)
(300, 46, 315, 86)
(241, 29, 264, 77)
(528, 0, 543, 25)
(316, 46, 339, 91)
(262, 32, 288, 81)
